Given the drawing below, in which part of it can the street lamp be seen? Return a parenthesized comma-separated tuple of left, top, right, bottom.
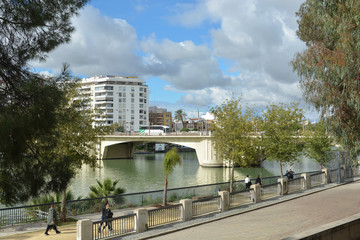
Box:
(260, 131, 266, 180)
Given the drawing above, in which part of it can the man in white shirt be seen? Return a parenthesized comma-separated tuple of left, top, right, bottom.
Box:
(245, 175, 251, 189)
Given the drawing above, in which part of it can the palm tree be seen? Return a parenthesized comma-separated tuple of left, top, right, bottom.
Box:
(163, 148, 182, 206)
(89, 178, 125, 203)
(174, 109, 187, 128)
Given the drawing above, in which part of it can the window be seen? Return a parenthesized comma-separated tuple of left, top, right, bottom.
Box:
(139, 104, 144, 108)
(95, 86, 113, 91)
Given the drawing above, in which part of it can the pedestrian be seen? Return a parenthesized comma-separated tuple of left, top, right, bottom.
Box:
(285, 170, 289, 178)
(98, 199, 109, 231)
(289, 169, 294, 179)
(103, 203, 113, 231)
(245, 175, 252, 189)
(255, 174, 262, 185)
(44, 204, 60, 235)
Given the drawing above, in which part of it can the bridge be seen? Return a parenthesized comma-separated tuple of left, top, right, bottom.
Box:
(98, 133, 222, 167)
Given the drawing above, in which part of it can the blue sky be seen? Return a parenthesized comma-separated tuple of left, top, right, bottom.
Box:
(32, 0, 319, 120)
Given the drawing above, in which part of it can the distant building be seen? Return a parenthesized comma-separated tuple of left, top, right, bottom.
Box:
(149, 106, 172, 128)
(78, 75, 149, 132)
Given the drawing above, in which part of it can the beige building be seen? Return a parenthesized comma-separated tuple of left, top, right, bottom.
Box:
(149, 106, 172, 128)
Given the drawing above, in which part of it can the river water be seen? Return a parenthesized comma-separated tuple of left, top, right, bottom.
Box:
(69, 152, 321, 198)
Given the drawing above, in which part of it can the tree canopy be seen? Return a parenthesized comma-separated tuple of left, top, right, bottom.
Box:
(211, 97, 257, 192)
(174, 109, 187, 126)
(304, 120, 334, 169)
(292, 0, 360, 154)
(163, 148, 181, 206)
(261, 102, 304, 177)
(0, 0, 89, 205)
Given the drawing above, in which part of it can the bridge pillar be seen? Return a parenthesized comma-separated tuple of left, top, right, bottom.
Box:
(101, 142, 135, 159)
(134, 208, 148, 233)
(277, 178, 288, 195)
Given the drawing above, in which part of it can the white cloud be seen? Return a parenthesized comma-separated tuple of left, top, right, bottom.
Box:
(31, 6, 143, 77)
(30, 1, 316, 119)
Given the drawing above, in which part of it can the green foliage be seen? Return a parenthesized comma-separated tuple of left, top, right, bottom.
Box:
(292, 0, 360, 154)
(89, 178, 126, 204)
(211, 97, 257, 192)
(174, 109, 187, 125)
(304, 120, 334, 168)
(163, 148, 181, 206)
(0, 0, 89, 205)
(30, 190, 80, 205)
(211, 97, 258, 167)
(163, 148, 182, 176)
(180, 128, 189, 132)
(262, 102, 304, 177)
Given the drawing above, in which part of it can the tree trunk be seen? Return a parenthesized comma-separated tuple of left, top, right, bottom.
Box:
(280, 162, 283, 178)
(60, 190, 66, 222)
(230, 160, 234, 193)
(163, 175, 168, 206)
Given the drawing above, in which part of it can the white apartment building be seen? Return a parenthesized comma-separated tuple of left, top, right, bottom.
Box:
(79, 75, 149, 132)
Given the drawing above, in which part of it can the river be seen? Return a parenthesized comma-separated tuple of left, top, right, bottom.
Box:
(69, 152, 322, 198)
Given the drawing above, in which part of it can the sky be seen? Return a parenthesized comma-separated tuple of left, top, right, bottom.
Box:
(31, 0, 318, 120)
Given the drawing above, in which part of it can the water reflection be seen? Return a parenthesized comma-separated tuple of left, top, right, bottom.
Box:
(69, 151, 321, 198)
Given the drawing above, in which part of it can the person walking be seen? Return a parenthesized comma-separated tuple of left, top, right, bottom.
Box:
(103, 203, 113, 231)
(255, 174, 262, 185)
(98, 200, 109, 231)
(245, 175, 252, 189)
(44, 204, 60, 235)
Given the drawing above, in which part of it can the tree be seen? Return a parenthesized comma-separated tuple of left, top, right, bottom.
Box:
(163, 148, 181, 206)
(174, 109, 187, 128)
(89, 178, 126, 199)
(46, 71, 110, 222)
(304, 120, 334, 169)
(262, 103, 304, 178)
(211, 97, 257, 192)
(291, 0, 360, 155)
(0, 0, 89, 205)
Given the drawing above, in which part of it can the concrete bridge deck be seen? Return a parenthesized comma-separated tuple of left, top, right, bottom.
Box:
(2, 178, 360, 240)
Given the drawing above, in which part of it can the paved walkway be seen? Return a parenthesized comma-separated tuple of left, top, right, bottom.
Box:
(1, 178, 360, 240)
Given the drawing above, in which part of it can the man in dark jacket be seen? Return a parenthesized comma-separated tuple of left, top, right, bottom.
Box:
(44, 204, 60, 235)
(98, 200, 109, 231)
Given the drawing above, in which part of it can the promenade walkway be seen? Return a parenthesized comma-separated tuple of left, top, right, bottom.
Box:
(1, 178, 360, 240)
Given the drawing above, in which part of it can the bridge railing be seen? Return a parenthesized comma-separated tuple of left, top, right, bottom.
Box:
(192, 195, 221, 217)
(261, 182, 281, 200)
(111, 131, 212, 136)
(148, 203, 182, 228)
(93, 213, 136, 240)
(288, 176, 305, 193)
(310, 172, 325, 187)
(229, 189, 253, 208)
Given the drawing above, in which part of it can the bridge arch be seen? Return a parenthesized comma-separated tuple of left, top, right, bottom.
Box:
(99, 135, 222, 167)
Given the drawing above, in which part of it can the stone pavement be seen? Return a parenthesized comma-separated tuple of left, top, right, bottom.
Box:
(1, 178, 360, 240)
